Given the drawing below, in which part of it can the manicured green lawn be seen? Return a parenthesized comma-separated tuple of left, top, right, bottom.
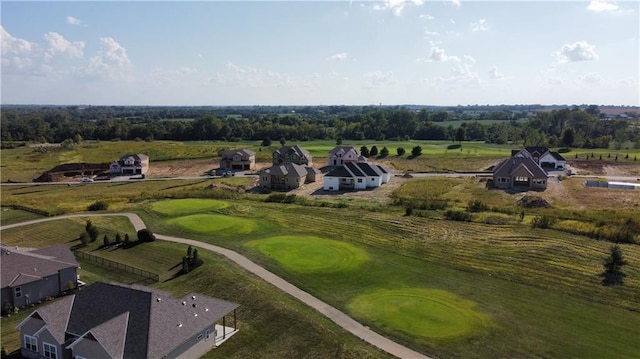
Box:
(245, 235, 369, 274)
(0, 207, 43, 226)
(167, 213, 257, 235)
(348, 288, 492, 340)
(150, 198, 230, 216)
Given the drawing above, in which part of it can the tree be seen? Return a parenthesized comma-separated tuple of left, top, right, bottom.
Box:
(397, 147, 406, 156)
(370, 145, 378, 156)
(85, 220, 99, 243)
(561, 127, 575, 147)
(455, 127, 466, 144)
(279, 137, 286, 146)
(360, 145, 370, 157)
(187, 245, 193, 258)
(115, 233, 122, 244)
(124, 233, 130, 243)
(411, 145, 422, 157)
(103, 235, 110, 247)
(193, 248, 199, 263)
(336, 137, 343, 145)
(602, 245, 627, 286)
(380, 146, 389, 158)
(79, 232, 90, 246)
(137, 229, 156, 242)
(261, 137, 272, 146)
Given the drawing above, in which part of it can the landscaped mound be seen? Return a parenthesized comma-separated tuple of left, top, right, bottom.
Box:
(348, 288, 491, 340)
(245, 235, 369, 274)
(167, 214, 256, 235)
(150, 199, 230, 216)
(517, 195, 552, 208)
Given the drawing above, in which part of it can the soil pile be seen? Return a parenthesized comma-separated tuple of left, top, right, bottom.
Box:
(517, 195, 552, 208)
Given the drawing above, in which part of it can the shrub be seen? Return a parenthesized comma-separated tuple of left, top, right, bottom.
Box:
(265, 193, 288, 202)
(444, 210, 473, 222)
(405, 207, 413, 216)
(137, 229, 156, 242)
(531, 215, 556, 229)
(87, 200, 108, 211)
(261, 137, 272, 146)
(411, 145, 422, 157)
(379, 147, 389, 158)
(467, 200, 488, 212)
(397, 147, 406, 156)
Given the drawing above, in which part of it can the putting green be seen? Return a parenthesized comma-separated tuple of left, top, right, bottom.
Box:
(245, 235, 368, 273)
(150, 199, 230, 216)
(167, 214, 256, 235)
(348, 288, 491, 340)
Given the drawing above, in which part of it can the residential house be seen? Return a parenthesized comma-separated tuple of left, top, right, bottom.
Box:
(272, 145, 313, 166)
(327, 146, 366, 166)
(1, 244, 78, 312)
(219, 149, 255, 171)
(259, 163, 319, 191)
(323, 162, 391, 191)
(511, 146, 566, 170)
(109, 154, 149, 175)
(493, 156, 548, 190)
(17, 282, 239, 359)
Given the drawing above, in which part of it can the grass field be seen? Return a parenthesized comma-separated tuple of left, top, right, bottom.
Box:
(0, 207, 43, 226)
(245, 235, 369, 274)
(348, 288, 492, 340)
(167, 213, 258, 235)
(150, 198, 230, 215)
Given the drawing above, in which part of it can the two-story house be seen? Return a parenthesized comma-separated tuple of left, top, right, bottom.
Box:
(272, 145, 313, 166)
(109, 154, 149, 175)
(327, 146, 366, 166)
(219, 149, 255, 171)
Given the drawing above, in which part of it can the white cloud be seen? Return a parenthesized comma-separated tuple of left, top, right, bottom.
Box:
(419, 14, 434, 20)
(44, 32, 85, 61)
(66, 16, 86, 27)
(363, 71, 395, 88)
(373, 0, 424, 16)
(554, 41, 599, 63)
(436, 63, 480, 85)
(86, 37, 132, 80)
(329, 53, 348, 61)
(211, 62, 301, 88)
(586, 0, 619, 12)
(488, 66, 504, 79)
(463, 55, 475, 63)
(423, 28, 439, 38)
(581, 72, 602, 84)
(447, 0, 461, 8)
(471, 19, 488, 32)
(1, 26, 37, 69)
(428, 46, 460, 62)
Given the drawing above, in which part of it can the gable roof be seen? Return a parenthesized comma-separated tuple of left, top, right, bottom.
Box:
(221, 149, 255, 158)
(550, 151, 566, 161)
(25, 282, 239, 359)
(328, 146, 359, 157)
(326, 162, 388, 179)
(274, 145, 311, 159)
(119, 153, 149, 162)
(261, 163, 308, 178)
(523, 146, 550, 156)
(1, 244, 78, 288)
(494, 157, 548, 179)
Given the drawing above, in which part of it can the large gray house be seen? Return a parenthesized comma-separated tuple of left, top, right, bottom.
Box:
(493, 156, 549, 190)
(1, 244, 78, 312)
(17, 282, 240, 359)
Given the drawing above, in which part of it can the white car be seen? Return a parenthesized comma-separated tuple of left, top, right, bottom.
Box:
(81, 178, 94, 182)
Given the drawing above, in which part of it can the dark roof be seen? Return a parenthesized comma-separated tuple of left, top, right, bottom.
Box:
(120, 153, 148, 161)
(221, 149, 255, 158)
(376, 165, 388, 174)
(325, 165, 353, 178)
(275, 145, 311, 158)
(523, 146, 550, 156)
(345, 162, 366, 177)
(493, 157, 548, 179)
(1, 244, 78, 288)
(550, 151, 566, 161)
(326, 162, 387, 179)
(355, 162, 382, 177)
(262, 163, 308, 178)
(328, 146, 358, 156)
(27, 282, 239, 359)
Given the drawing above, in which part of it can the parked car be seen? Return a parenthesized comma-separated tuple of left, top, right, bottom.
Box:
(81, 178, 94, 182)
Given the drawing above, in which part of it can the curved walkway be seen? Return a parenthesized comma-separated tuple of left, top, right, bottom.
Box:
(1, 213, 433, 359)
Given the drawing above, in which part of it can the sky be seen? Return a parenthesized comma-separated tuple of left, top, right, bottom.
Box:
(1, 0, 638, 106)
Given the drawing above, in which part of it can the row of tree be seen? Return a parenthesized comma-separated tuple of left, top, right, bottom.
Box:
(2, 106, 638, 149)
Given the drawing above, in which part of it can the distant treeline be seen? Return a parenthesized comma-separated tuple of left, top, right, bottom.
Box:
(1, 105, 638, 149)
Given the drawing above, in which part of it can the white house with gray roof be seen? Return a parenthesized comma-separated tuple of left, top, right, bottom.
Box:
(323, 162, 390, 191)
(327, 146, 366, 166)
(17, 282, 239, 359)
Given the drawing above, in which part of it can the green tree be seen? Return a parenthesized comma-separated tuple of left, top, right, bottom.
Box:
(380, 146, 389, 158)
(561, 127, 575, 147)
(411, 145, 422, 157)
(187, 245, 193, 258)
(455, 127, 466, 144)
(85, 220, 99, 243)
(397, 147, 406, 156)
(103, 234, 110, 247)
(279, 137, 286, 146)
(370, 145, 378, 156)
(336, 137, 343, 145)
(360, 145, 370, 157)
(115, 233, 122, 244)
(193, 248, 199, 263)
(79, 232, 90, 246)
(137, 229, 156, 242)
(124, 233, 130, 243)
(261, 137, 272, 146)
(602, 245, 627, 286)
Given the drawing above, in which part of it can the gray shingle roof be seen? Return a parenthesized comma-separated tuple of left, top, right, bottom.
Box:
(262, 163, 308, 178)
(1, 244, 78, 288)
(345, 162, 367, 177)
(221, 149, 255, 158)
(328, 146, 358, 156)
(493, 157, 548, 178)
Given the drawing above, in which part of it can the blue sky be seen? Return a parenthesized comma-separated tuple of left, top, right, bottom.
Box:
(1, 1, 638, 106)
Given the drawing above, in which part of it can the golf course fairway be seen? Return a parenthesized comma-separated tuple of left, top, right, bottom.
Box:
(150, 199, 230, 215)
(348, 288, 491, 340)
(245, 235, 369, 274)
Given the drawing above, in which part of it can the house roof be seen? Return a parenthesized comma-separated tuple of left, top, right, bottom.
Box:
(550, 151, 566, 161)
(326, 162, 388, 179)
(345, 162, 367, 177)
(1, 244, 78, 288)
(328, 146, 358, 157)
(275, 145, 311, 159)
(356, 162, 382, 177)
(221, 149, 255, 158)
(28, 282, 239, 359)
(262, 163, 308, 178)
(493, 157, 548, 179)
(16, 295, 75, 343)
(120, 153, 149, 162)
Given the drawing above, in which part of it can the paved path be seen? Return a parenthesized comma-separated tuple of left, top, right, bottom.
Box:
(1, 213, 433, 359)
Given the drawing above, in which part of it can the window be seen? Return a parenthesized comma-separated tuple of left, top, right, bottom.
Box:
(357, 178, 363, 183)
(515, 176, 528, 182)
(24, 335, 37, 352)
(15, 287, 22, 298)
(43, 343, 57, 359)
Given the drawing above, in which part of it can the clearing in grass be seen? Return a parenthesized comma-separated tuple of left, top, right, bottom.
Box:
(245, 235, 369, 274)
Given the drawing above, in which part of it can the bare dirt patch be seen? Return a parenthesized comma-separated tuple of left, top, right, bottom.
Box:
(567, 160, 640, 176)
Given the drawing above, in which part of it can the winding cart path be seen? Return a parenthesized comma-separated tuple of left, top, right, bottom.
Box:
(1, 213, 433, 359)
